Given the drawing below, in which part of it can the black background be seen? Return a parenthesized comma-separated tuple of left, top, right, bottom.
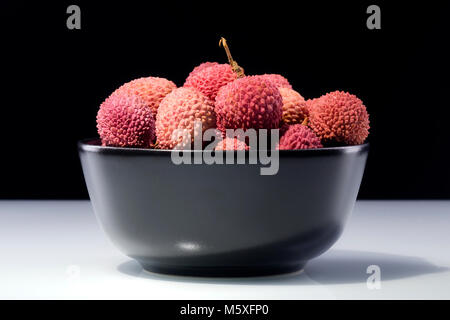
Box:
(0, 0, 448, 199)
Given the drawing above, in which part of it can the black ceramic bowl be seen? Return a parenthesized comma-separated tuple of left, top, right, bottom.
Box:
(79, 139, 369, 277)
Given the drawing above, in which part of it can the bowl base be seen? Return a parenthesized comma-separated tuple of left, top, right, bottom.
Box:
(138, 262, 306, 278)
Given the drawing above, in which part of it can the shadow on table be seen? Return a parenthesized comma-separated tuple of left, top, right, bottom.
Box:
(117, 249, 448, 285)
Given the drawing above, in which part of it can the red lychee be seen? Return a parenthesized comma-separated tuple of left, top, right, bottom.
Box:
(279, 87, 309, 125)
(254, 74, 292, 89)
(309, 91, 370, 145)
(114, 77, 176, 120)
(97, 91, 155, 148)
(215, 76, 283, 133)
(278, 124, 323, 150)
(215, 137, 249, 151)
(156, 87, 216, 149)
(184, 63, 237, 101)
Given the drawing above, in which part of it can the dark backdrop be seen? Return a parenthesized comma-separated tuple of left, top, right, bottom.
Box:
(0, 0, 448, 199)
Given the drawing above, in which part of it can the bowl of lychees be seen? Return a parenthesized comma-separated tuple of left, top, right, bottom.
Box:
(79, 38, 369, 277)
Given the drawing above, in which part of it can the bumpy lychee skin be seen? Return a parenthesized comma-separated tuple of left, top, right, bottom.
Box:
(279, 87, 309, 125)
(114, 77, 176, 119)
(189, 62, 219, 76)
(255, 74, 292, 89)
(305, 98, 319, 112)
(215, 76, 283, 132)
(97, 91, 156, 148)
(309, 91, 370, 145)
(156, 87, 216, 149)
(215, 137, 249, 151)
(184, 63, 237, 101)
(278, 124, 323, 150)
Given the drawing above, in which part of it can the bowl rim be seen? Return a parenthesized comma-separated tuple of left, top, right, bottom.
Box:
(78, 138, 369, 156)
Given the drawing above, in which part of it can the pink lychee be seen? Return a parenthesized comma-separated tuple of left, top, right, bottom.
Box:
(184, 63, 237, 101)
(114, 77, 176, 119)
(278, 124, 323, 150)
(189, 62, 219, 76)
(97, 91, 155, 148)
(156, 87, 216, 149)
(254, 74, 292, 89)
(215, 137, 249, 151)
(215, 76, 283, 133)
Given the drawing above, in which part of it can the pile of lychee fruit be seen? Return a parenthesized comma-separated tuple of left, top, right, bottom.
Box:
(97, 38, 369, 151)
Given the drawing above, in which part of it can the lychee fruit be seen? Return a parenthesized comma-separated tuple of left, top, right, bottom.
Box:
(215, 76, 283, 133)
(309, 91, 370, 145)
(156, 87, 216, 149)
(189, 62, 219, 76)
(278, 124, 323, 150)
(114, 77, 176, 119)
(305, 97, 320, 113)
(215, 137, 249, 151)
(279, 87, 309, 125)
(97, 91, 155, 148)
(254, 74, 292, 89)
(184, 63, 237, 101)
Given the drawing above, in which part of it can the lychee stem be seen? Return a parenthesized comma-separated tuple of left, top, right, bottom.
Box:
(302, 117, 309, 126)
(219, 37, 245, 78)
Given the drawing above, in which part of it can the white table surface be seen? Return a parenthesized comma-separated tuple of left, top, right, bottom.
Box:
(0, 200, 449, 299)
